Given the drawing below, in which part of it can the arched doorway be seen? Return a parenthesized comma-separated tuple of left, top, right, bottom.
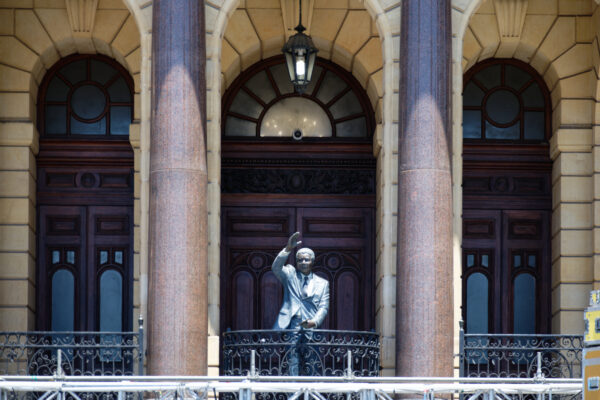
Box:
(220, 56, 376, 332)
(462, 59, 552, 334)
(36, 54, 135, 332)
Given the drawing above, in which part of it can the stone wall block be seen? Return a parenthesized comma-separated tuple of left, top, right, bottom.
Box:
(552, 257, 593, 285)
(0, 37, 38, 72)
(553, 99, 594, 128)
(513, 15, 556, 63)
(558, 0, 592, 15)
(112, 15, 140, 58)
(469, 14, 499, 61)
(34, 9, 77, 57)
(0, 93, 30, 120)
(0, 253, 34, 280)
(531, 17, 575, 73)
(462, 28, 482, 68)
(0, 9, 13, 35)
(528, 0, 558, 14)
(576, 16, 593, 43)
(15, 9, 59, 68)
(547, 44, 592, 89)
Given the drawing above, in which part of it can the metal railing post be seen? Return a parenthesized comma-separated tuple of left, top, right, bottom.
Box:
(138, 315, 145, 375)
(458, 320, 465, 378)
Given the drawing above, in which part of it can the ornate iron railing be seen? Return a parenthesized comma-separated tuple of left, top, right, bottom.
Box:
(459, 327, 583, 379)
(0, 318, 144, 378)
(222, 329, 380, 377)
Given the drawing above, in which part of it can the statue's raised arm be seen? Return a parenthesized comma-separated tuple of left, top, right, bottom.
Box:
(271, 232, 329, 330)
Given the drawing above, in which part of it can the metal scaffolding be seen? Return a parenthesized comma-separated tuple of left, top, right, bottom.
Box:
(0, 376, 583, 400)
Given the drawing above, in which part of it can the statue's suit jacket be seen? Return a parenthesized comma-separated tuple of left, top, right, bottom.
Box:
(271, 249, 329, 329)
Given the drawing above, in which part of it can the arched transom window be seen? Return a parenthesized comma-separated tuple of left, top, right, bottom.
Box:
(38, 54, 134, 137)
(463, 59, 550, 142)
(222, 57, 375, 140)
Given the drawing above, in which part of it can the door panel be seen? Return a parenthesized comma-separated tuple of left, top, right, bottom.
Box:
(37, 205, 133, 331)
(462, 209, 550, 334)
(221, 206, 374, 332)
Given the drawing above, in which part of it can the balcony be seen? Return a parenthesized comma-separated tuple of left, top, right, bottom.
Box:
(459, 326, 583, 379)
(222, 329, 380, 377)
(0, 323, 143, 377)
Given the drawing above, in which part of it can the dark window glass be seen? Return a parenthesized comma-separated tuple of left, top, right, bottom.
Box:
(91, 59, 117, 85)
(463, 61, 548, 142)
(107, 77, 131, 102)
(51, 269, 75, 331)
(513, 273, 536, 334)
(100, 250, 109, 265)
(524, 112, 544, 140)
(223, 58, 373, 139)
(463, 82, 484, 106)
(230, 89, 262, 119)
(467, 272, 488, 333)
(514, 254, 522, 268)
(481, 254, 489, 268)
(41, 55, 133, 137)
(467, 253, 475, 267)
(336, 117, 366, 138)
(110, 106, 132, 135)
(270, 63, 294, 95)
(485, 121, 519, 140)
(330, 91, 362, 119)
(527, 254, 537, 268)
(114, 251, 123, 265)
(305, 65, 323, 95)
(485, 90, 519, 124)
(316, 71, 346, 104)
(71, 116, 106, 135)
(60, 60, 86, 84)
(46, 105, 67, 134)
(473, 64, 500, 90)
(463, 111, 481, 139)
(46, 77, 70, 101)
(225, 116, 256, 136)
(66, 250, 75, 265)
(71, 85, 106, 119)
(52, 250, 60, 264)
(100, 270, 123, 331)
(505, 65, 531, 91)
(245, 70, 276, 104)
(522, 84, 544, 107)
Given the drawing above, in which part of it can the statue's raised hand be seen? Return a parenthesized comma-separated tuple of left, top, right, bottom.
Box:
(285, 232, 302, 252)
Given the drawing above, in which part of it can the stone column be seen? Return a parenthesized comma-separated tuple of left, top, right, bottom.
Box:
(148, 0, 208, 375)
(396, 0, 453, 377)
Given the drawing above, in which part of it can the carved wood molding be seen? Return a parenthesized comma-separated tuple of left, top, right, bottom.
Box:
(493, 0, 528, 39)
(65, 0, 99, 35)
(222, 168, 375, 194)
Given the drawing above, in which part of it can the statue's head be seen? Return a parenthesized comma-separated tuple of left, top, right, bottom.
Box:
(296, 247, 315, 275)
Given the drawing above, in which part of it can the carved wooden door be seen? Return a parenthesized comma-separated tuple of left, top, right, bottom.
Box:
(221, 205, 374, 332)
(37, 205, 133, 331)
(462, 208, 550, 334)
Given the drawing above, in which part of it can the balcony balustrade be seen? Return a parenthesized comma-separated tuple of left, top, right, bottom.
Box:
(222, 329, 380, 377)
(459, 325, 583, 379)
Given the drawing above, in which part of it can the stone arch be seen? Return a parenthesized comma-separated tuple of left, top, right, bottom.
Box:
(0, 0, 145, 332)
(208, 0, 400, 375)
(455, 0, 596, 335)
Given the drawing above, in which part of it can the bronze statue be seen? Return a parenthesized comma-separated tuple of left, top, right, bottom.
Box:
(271, 232, 329, 329)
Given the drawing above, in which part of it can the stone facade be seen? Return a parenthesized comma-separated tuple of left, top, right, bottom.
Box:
(0, 0, 595, 376)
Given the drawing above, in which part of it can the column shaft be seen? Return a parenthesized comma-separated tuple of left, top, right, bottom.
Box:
(148, 0, 208, 375)
(395, 0, 453, 377)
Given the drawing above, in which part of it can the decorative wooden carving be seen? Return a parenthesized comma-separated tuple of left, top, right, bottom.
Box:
(222, 168, 375, 194)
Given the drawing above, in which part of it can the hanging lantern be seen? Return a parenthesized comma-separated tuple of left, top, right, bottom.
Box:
(282, 0, 318, 94)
